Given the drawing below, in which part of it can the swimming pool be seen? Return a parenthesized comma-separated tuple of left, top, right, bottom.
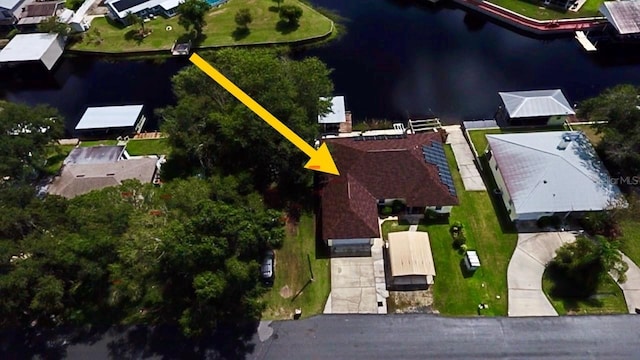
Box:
(206, 0, 227, 6)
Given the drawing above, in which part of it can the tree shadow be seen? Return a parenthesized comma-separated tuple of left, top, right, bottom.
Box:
(124, 29, 144, 45)
(105, 16, 126, 30)
(176, 30, 207, 47)
(276, 20, 299, 35)
(232, 27, 250, 41)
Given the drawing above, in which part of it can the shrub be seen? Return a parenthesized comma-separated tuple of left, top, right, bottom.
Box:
(536, 215, 561, 229)
(453, 234, 466, 249)
(459, 244, 468, 253)
(450, 221, 464, 232)
(279, 4, 303, 25)
(391, 200, 405, 214)
(381, 206, 393, 216)
(7, 28, 18, 39)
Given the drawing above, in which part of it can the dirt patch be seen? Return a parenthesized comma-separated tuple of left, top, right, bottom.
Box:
(279, 285, 293, 298)
(387, 289, 435, 314)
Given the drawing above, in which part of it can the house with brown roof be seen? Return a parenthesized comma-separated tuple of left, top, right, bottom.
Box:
(320, 132, 459, 255)
(48, 146, 160, 198)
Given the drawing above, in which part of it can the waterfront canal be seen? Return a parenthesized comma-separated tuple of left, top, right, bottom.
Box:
(2, 0, 640, 132)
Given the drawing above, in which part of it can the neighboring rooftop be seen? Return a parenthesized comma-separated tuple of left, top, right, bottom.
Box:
(499, 89, 575, 118)
(487, 131, 623, 215)
(48, 157, 158, 198)
(321, 132, 458, 241)
(318, 96, 346, 124)
(105, 0, 182, 19)
(0, 33, 64, 70)
(64, 146, 126, 165)
(75, 105, 144, 130)
(600, 1, 640, 35)
(388, 231, 436, 277)
(0, 0, 22, 10)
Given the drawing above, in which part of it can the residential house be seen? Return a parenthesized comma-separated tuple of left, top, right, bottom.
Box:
(48, 145, 160, 198)
(600, 1, 640, 37)
(0, 0, 23, 25)
(74, 104, 147, 138)
(318, 96, 352, 134)
(485, 131, 624, 223)
(105, 0, 182, 24)
(320, 132, 459, 255)
(496, 89, 575, 126)
(0, 33, 64, 71)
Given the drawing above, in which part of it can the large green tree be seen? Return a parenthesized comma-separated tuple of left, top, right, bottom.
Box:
(0, 178, 284, 337)
(178, 0, 211, 36)
(159, 48, 333, 198)
(0, 101, 63, 182)
(578, 84, 640, 180)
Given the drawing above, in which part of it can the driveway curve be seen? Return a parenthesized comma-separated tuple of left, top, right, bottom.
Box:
(507, 232, 577, 317)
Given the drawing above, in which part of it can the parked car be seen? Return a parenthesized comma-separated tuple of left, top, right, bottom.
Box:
(261, 250, 275, 285)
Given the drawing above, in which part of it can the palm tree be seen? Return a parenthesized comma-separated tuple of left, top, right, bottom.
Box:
(125, 11, 145, 35)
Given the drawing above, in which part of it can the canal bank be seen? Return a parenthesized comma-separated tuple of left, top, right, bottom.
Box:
(451, 0, 606, 35)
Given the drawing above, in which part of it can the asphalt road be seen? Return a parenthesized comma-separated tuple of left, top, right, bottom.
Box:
(7, 315, 640, 359)
(250, 315, 640, 360)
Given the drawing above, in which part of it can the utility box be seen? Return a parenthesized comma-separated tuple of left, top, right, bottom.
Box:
(465, 251, 481, 272)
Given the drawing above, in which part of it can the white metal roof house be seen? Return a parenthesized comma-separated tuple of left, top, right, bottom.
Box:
(0, 33, 64, 71)
(600, 1, 640, 36)
(0, 0, 24, 25)
(105, 0, 183, 24)
(496, 89, 575, 126)
(75, 105, 146, 136)
(485, 131, 625, 222)
(318, 96, 352, 134)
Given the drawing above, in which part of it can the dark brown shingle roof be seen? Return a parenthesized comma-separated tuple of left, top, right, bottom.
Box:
(321, 132, 458, 241)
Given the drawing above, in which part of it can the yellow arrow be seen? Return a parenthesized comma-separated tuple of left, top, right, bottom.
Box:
(189, 53, 339, 176)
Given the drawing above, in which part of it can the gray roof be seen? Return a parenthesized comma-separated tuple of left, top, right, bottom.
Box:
(499, 89, 575, 118)
(105, 0, 182, 19)
(0, 33, 64, 70)
(318, 96, 346, 124)
(75, 105, 144, 130)
(48, 157, 158, 198)
(63, 146, 125, 165)
(487, 131, 623, 215)
(600, 1, 640, 35)
(0, 0, 23, 10)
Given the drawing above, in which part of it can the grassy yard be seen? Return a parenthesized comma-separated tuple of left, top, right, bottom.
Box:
(80, 140, 119, 147)
(383, 146, 517, 316)
(71, 0, 334, 53)
(571, 124, 603, 145)
(487, 0, 605, 20)
(125, 139, 171, 156)
(542, 270, 627, 315)
(44, 145, 76, 175)
(262, 213, 330, 320)
(467, 125, 568, 156)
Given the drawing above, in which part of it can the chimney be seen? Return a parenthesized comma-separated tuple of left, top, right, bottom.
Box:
(557, 134, 572, 150)
(339, 111, 352, 133)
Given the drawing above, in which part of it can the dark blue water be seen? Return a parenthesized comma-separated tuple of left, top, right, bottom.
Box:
(2, 0, 640, 131)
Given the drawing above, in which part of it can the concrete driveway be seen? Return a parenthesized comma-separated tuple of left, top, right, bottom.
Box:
(507, 232, 577, 317)
(324, 257, 379, 314)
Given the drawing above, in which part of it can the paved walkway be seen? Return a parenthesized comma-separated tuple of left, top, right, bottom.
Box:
(443, 125, 486, 191)
(507, 232, 577, 317)
(614, 253, 640, 314)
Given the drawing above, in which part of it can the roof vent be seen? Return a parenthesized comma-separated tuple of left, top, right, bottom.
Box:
(557, 135, 572, 150)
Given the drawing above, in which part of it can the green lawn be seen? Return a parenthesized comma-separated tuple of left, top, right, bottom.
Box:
(467, 125, 568, 156)
(71, 0, 334, 53)
(262, 213, 330, 320)
(380, 220, 409, 240)
(44, 145, 76, 175)
(542, 270, 627, 315)
(80, 140, 119, 147)
(620, 219, 640, 267)
(382, 146, 517, 316)
(487, 0, 605, 20)
(125, 139, 171, 156)
(571, 124, 603, 145)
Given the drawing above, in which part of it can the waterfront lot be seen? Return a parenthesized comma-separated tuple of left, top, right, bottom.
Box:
(382, 146, 517, 316)
(71, 0, 334, 53)
(487, 0, 605, 20)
